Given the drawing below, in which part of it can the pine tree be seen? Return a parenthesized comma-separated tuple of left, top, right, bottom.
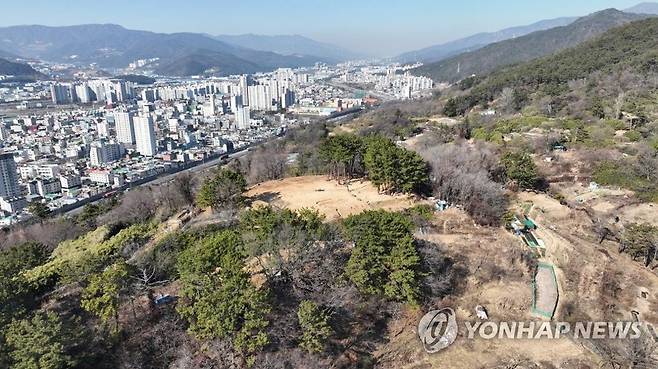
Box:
(297, 300, 333, 353)
(195, 168, 247, 211)
(80, 261, 131, 332)
(344, 210, 421, 304)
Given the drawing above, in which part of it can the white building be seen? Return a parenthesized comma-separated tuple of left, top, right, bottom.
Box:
(202, 95, 217, 117)
(75, 83, 93, 103)
(0, 196, 26, 214)
(230, 94, 243, 113)
(88, 170, 113, 185)
(60, 173, 82, 190)
(248, 84, 275, 111)
(168, 118, 180, 133)
(134, 115, 157, 156)
(36, 178, 61, 196)
(114, 111, 135, 145)
(235, 106, 251, 130)
(19, 163, 60, 180)
(96, 120, 110, 138)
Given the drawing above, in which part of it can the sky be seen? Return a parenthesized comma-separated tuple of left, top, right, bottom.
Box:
(0, 0, 648, 56)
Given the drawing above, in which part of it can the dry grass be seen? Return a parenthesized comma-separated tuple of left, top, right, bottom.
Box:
(245, 175, 426, 221)
(375, 190, 658, 368)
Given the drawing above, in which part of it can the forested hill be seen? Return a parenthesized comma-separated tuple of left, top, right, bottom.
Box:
(412, 9, 650, 83)
(442, 17, 658, 116)
(0, 58, 43, 80)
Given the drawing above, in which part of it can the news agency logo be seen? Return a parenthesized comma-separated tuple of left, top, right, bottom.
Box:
(417, 307, 458, 353)
(418, 306, 658, 354)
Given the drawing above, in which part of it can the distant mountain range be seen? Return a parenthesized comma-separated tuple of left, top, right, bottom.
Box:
(397, 2, 658, 64)
(395, 17, 577, 63)
(213, 34, 363, 62)
(0, 24, 334, 76)
(155, 49, 261, 77)
(2, 2, 658, 78)
(411, 9, 652, 83)
(625, 2, 658, 14)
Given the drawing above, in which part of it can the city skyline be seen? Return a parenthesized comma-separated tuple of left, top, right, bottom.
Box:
(0, 0, 648, 56)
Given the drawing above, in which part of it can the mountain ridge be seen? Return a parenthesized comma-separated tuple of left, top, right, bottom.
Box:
(440, 16, 658, 117)
(396, 2, 658, 64)
(213, 34, 363, 62)
(395, 16, 577, 63)
(0, 24, 331, 76)
(411, 9, 652, 83)
(624, 2, 658, 14)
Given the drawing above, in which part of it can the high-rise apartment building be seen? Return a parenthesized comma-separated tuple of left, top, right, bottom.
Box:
(89, 141, 124, 166)
(114, 111, 135, 145)
(50, 84, 72, 104)
(248, 85, 274, 111)
(134, 116, 157, 156)
(0, 153, 20, 199)
(239, 75, 250, 106)
(235, 106, 251, 130)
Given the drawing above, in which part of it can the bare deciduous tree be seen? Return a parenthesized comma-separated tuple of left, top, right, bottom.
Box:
(417, 142, 508, 225)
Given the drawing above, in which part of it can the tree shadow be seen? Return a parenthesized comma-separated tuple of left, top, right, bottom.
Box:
(247, 191, 281, 205)
(417, 239, 470, 304)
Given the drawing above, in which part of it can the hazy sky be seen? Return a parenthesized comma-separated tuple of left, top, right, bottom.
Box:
(0, 0, 647, 56)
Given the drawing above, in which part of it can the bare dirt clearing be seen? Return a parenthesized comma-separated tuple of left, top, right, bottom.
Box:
(245, 175, 424, 220)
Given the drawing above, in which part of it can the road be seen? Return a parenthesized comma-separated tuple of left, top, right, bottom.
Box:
(62, 147, 251, 216)
(148, 147, 250, 186)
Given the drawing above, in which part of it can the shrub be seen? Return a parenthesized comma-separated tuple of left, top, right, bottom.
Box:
(176, 230, 270, 360)
(419, 142, 508, 225)
(363, 136, 429, 195)
(625, 130, 643, 142)
(297, 300, 333, 353)
(501, 151, 542, 190)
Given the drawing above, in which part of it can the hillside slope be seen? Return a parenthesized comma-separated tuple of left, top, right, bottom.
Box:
(412, 9, 650, 83)
(444, 17, 658, 115)
(0, 49, 21, 61)
(0, 58, 44, 79)
(396, 16, 577, 63)
(155, 49, 261, 76)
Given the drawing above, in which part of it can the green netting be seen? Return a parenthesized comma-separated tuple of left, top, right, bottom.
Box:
(531, 262, 559, 319)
